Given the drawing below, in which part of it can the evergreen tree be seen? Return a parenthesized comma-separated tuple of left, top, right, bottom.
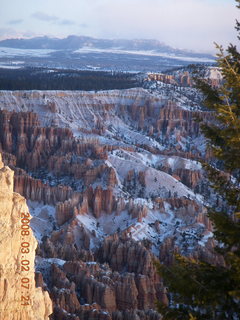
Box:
(156, 1, 240, 319)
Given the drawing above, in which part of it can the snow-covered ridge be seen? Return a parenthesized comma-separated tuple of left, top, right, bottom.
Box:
(74, 47, 215, 63)
(0, 88, 161, 130)
(0, 87, 207, 156)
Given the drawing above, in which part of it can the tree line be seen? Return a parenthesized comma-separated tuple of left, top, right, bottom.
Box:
(0, 68, 141, 91)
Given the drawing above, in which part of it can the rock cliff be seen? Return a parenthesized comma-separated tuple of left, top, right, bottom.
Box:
(0, 153, 52, 320)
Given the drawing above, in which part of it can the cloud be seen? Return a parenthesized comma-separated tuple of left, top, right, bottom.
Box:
(32, 11, 59, 22)
(8, 19, 23, 25)
(31, 11, 76, 26)
(79, 23, 88, 28)
(59, 19, 76, 26)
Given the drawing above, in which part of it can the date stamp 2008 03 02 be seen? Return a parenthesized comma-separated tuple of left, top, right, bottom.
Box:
(19, 211, 32, 307)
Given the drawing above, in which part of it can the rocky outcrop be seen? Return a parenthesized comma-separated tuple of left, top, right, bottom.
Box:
(51, 264, 81, 314)
(0, 110, 108, 173)
(121, 100, 210, 143)
(173, 168, 201, 189)
(147, 70, 221, 88)
(154, 197, 201, 216)
(48, 256, 163, 317)
(158, 161, 202, 190)
(0, 153, 52, 320)
(40, 221, 94, 261)
(96, 237, 164, 309)
(14, 168, 74, 205)
(159, 234, 223, 267)
(157, 105, 201, 137)
(0, 90, 214, 159)
(55, 185, 116, 226)
(37, 231, 165, 317)
(148, 73, 176, 84)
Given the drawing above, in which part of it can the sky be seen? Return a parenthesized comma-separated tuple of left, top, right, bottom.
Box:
(0, 0, 239, 53)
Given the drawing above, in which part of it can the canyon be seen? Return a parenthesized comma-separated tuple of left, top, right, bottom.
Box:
(0, 75, 217, 319)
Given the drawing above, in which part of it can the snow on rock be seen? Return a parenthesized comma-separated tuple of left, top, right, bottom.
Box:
(0, 88, 152, 130)
(36, 257, 66, 267)
(108, 150, 198, 200)
(198, 231, 214, 247)
(28, 200, 56, 242)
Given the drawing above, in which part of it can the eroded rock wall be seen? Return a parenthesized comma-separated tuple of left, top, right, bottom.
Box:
(0, 153, 52, 320)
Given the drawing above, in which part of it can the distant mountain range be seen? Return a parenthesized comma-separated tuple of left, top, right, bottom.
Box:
(0, 35, 215, 72)
(0, 35, 214, 60)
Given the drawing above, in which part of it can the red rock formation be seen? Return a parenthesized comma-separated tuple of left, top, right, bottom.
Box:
(14, 168, 73, 205)
(107, 167, 117, 187)
(148, 73, 176, 84)
(39, 232, 164, 317)
(138, 171, 146, 187)
(96, 237, 163, 309)
(174, 168, 201, 189)
(51, 264, 81, 313)
(56, 200, 76, 226)
(0, 110, 109, 173)
(40, 230, 94, 261)
(93, 187, 115, 217)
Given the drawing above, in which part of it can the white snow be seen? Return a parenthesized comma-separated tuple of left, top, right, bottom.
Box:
(74, 47, 214, 63)
(35, 256, 66, 267)
(108, 150, 199, 200)
(0, 47, 56, 58)
(28, 200, 56, 242)
(0, 65, 22, 69)
(198, 231, 213, 247)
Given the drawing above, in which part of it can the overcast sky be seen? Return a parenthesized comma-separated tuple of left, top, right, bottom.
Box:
(0, 0, 239, 52)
